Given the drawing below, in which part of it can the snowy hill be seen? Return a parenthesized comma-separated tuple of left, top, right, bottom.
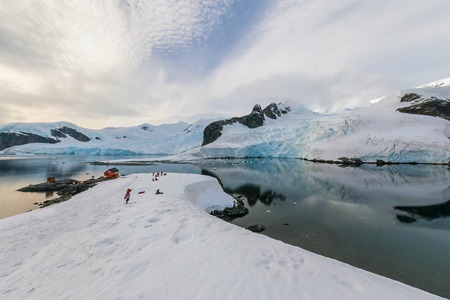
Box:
(0, 120, 209, 155)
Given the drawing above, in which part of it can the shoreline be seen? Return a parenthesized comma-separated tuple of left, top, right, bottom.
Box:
(87, 156, 450, 167)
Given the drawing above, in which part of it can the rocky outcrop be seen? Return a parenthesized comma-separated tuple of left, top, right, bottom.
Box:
(51, 126, 91, 142)
(202, 103, 290, 146)
(397, 94, 450, 121)
(246, 224, 266, 233)
(0, 126, 90, 151)
(399, 93, 422, 103)
(210, 203, 249, 220)
(0, 132, 59, 151)
(19, 177, 113, 208)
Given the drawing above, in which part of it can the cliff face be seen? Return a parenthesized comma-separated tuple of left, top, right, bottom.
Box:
(0, 132, 59, 151)
(50, 126, 91, 142)
(202, 103, 290, 146)
(397, 93, 450, 121)
(0, 125, 90, 151)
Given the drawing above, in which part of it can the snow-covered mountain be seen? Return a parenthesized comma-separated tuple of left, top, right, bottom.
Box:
(0, 120, 209, 155)
(1, 79, 449, 163)
(194, 80, 449, 163)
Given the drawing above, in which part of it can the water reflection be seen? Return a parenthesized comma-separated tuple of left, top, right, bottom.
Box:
(202, 159, 450, 219)
(395, 200, 450, 223)
(199, 159, 450, 297)
(202, 167, 287, 206)
(226, 184, 286, 206)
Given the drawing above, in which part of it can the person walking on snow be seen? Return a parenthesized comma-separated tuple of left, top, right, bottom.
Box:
(124, 188, 132, 204)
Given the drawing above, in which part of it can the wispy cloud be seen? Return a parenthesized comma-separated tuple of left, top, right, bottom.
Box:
(204, 0, 450, 114)
(0, 0, 449, 128)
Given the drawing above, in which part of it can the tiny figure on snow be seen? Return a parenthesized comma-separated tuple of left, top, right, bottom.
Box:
(155, 189, 163, 195)
(124, 188, 132, 204)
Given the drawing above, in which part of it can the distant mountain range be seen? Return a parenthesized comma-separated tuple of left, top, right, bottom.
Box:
(1, 78, 449, 163)
(0, 120, 208, 155)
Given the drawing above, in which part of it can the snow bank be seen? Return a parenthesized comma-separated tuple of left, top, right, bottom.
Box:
(0, 173, 443, 299)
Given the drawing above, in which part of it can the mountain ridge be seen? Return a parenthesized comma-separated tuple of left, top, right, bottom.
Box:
(1, 79, 449, 163)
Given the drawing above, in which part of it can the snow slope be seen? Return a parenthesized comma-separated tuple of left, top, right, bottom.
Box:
(0, 173, 442, 299)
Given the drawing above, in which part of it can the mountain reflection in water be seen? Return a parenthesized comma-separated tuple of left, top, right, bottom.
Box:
(395, 200, 450, 223)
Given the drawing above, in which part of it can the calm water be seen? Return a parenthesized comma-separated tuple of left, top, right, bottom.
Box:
(1, 156, 449, 298)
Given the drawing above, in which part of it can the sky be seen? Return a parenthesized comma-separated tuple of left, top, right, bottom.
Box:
(0, 0, 450, 129)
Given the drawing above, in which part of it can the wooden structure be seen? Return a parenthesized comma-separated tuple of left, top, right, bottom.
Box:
(104, 168, 119, 179)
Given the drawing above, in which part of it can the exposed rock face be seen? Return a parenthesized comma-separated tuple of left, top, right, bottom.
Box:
(51, 126, 91, 142)
(202, 103, 290, 146)
(399, 93, 422, 102)
(0, 132, 59, 151)
(397, 94, 450, 121)
(0, 126, 91, 151)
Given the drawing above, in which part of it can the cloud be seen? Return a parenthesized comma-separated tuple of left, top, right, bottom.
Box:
(0, 0, 235, 127)
(1, 0, 450, 128)
(204, 0, 450, 112)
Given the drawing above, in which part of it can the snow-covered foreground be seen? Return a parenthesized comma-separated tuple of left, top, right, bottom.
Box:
(0, 173, 443, 299)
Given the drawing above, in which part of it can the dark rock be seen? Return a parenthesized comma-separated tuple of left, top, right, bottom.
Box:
(400, 93, 421, 102)
(50, 129, 67, 138)
(210, 210, 225, 218)
(376, 160, 386, 166)
(238, 111, 265, 128)
(18, 179, 80, 192)
(0, 132, 59, 151)
(338, 157, 363, 166)
(19, 176, 111, 209)
(263, 103, 282, 119)
(202, 103, 290, 146)
(51, 126, 91, 142)
(202, 120, 227, 146)
(397, 99, 450, 121)
(247, 224, 266, 233)
(252, 104, 263, 113)
(223, 205, 249, 217)
(350, 158, 363, 166)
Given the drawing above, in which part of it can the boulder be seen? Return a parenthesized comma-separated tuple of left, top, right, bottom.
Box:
(246, 224, 266, 233)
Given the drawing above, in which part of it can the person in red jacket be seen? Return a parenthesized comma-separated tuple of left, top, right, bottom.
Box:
(124, 188, 132, 204)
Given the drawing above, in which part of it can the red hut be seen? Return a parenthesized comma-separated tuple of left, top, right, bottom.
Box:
(104, 168, 119, 179)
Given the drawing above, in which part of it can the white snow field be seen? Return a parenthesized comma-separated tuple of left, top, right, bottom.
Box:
(0, 173, 443, 300)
